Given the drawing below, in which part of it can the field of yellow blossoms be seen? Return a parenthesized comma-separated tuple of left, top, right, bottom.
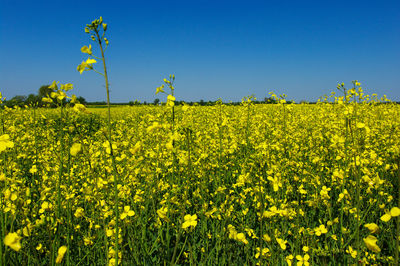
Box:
(0, 85, 399, 265)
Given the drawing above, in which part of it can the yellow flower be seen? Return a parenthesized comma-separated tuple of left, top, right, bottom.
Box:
(182, 214, 198, 229)
(4, 232, 22, 251)
(235, 232, 248, 244)
(380, 207, 400, 222)
(22, 224, 33, 237)
(70, 143, 82, 156)
(255, 247, 269, 258)
(165, 141, 173, 150)
(39, 201, 53, 215)
(73, 103, 89, 113)
(227, 224, 237, 239)
(363, 235, 381, 253)
(120, 206, 135, 220)
(106, 229, 113, 237)
(276, 237, 287, 250)
(130, 141, 142, 155)
(356, 122, 365, 128)
(83, 236, 94, 246)
(74, 207, 85, 218)
(182, 104, 189, 112)
(85, 58, 96, 64)
(315, 224, 328, 236)
(56, 246, 67, 264)
(29, 165, 37, 174)
(285, 254, 294, 266)
(319, 186, 331, 199)
(364, 223, 380, 234)
(155, 85, 165, 94)
(57, 91, 66, 101)
(267, 176, 282, 192)
(262, 233, 271, 242)
(157, 206, 170, 222)
(296, 254, 310, 266)
(167, 95, 175, 102)
(49, 80, 58, 89)
(61, 83, 73, 91)
(10, 193, 17, 201)
(42, 97, 53, 103)
(102, 141, 117, 154)
(166, 94, 176, 107)
(77, 62, 86, 74)
(77, 58, 97, 74)
(346, 246, 357, 258)
(391, 207, 400, 216)
(81, 45, 92, 55)
(0, 134, 14, 152)
(381, 213, 391, 222)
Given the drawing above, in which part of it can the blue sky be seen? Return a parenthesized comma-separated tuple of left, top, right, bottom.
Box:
(1, 0, 399, 102)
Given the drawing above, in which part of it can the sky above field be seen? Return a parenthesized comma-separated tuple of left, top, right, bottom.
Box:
(0, 0, 399, 103)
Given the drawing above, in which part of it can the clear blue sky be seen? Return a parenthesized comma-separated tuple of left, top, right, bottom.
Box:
(1, 0, 399, 102)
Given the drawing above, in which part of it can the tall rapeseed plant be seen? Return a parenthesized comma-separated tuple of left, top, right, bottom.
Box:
(78, 17, 121, 264)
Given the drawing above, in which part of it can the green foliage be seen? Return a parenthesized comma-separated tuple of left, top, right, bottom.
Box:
(38, 84, 54, 98)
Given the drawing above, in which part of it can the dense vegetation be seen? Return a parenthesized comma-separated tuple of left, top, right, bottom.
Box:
(1, 89, 400, 265)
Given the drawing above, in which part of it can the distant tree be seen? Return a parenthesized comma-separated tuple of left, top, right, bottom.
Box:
(153, 98, 160, 105)
(38, 85, 54, 98)
(26, 94, 40, 106)
(7, 95, 27, 107)
(77, 96, 88, 105)
(199, 99, 205, 106)
(132, 100, 141, 106)
(264, 97, 277, 104)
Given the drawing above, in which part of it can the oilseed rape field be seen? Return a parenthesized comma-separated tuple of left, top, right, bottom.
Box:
(1, 17, 400, 265)
(1, 91, 400, 265)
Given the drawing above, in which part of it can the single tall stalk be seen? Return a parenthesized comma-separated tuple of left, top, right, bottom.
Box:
(57, 104, 64, 220)
(95, 30, 120, 264)
(79, 17, 120, 264)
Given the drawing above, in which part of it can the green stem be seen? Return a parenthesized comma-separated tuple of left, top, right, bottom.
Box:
(57, 104, 64, 220)
(170, 231, 182, 265)
(96, 30, 120, 264)
(173, 234, 188, 266)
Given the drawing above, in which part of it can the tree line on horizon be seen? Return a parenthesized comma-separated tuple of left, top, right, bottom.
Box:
(127, 97, 287, 106)
(2, 85, 88, 108)
(3, 84, 291, 107)
(9, 84, 397, 107)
